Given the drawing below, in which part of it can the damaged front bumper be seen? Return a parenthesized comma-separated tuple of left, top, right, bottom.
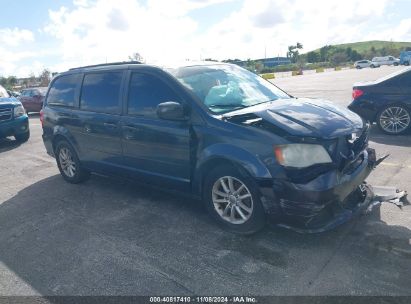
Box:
(260, 148, 387, 233)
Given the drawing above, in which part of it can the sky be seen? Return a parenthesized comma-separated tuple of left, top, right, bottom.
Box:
(1, 0, 411, 77)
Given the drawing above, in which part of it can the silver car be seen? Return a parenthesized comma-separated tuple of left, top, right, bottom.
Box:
(354, 60, 380, 69)
(372, 56, 400, 66)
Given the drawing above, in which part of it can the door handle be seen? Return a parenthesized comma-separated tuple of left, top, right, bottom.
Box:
(123, 125, 140, 132)
(122, 125, 140, 140)
(104, 122, 118, 129)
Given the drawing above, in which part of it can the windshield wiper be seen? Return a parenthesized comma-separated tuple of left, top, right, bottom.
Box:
(208, 104, 247, 110)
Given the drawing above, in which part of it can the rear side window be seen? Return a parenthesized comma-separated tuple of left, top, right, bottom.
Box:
(127, 73, 180, 117)
(80, 72, 122, 114)
(47, 75, 78, 107)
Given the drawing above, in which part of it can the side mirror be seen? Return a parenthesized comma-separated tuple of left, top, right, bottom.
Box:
(156, 101, 187, 121)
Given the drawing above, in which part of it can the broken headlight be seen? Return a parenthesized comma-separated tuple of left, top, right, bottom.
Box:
(274, 144, 332, 168)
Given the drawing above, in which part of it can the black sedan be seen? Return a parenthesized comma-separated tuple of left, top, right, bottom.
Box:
(348, 67, 411, 135)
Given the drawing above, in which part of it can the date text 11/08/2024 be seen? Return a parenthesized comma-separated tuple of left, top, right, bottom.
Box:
(149, 296, 257, 303)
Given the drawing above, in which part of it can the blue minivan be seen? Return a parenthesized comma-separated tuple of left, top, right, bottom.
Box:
(41, 62, 382, 234)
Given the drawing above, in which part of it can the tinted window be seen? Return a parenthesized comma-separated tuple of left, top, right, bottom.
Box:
(47, 75, 78, 107)
(127, 73, 180, 117)
(81, 72, 122, 114)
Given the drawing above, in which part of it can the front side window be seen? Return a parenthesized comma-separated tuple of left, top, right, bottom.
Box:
(127, 73, 180, 117)
(47, 74, 78, 107)
(168, 64, 290, 114)
(81, 72, 122, 114)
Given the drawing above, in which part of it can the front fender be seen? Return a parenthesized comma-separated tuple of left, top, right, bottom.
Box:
(192, 143, 272, 195)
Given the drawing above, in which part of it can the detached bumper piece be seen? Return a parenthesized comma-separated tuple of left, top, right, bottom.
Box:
(365, 186, 408, 213)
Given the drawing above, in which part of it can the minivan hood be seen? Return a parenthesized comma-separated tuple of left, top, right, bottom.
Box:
(224, 98, 363, 139)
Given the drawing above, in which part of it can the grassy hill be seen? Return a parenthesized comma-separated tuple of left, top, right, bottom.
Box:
(309, 40, 411, 55)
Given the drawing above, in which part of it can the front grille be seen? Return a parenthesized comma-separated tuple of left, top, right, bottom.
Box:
(0, 108, 12, 122)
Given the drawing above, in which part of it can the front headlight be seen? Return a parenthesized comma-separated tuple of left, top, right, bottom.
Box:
(274, 144, 332, 168)
(14, 104, 26, 117)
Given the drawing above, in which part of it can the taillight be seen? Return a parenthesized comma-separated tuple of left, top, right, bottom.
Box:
(40, 109, 44, 127)
(352, 89, 364, 100)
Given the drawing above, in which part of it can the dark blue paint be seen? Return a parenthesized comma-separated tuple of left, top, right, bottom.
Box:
(42, 63, 377, 232)
(349, 68, 411, 122)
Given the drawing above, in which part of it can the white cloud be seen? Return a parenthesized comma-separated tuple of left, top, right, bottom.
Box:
(0, 28, 34, 47)
(2, 0, 410, 77)
(0, 28, 37, 76)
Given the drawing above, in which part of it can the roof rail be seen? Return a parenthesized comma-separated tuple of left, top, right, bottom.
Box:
(69, 61, 142, 71)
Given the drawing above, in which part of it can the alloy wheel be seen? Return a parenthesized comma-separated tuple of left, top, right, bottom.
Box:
(59, 147, 77, 178)
(212, 176, 253, 225)
(379, 106, 410, 134)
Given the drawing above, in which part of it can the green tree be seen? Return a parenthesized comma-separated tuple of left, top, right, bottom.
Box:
(287, 42, 303, 63)
(39, 69, 51, 87)
(330, 52, 349, 65)
(306, 51, 319, 63)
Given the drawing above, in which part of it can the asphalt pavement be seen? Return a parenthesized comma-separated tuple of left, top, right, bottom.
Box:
(0, 66, 410, 296)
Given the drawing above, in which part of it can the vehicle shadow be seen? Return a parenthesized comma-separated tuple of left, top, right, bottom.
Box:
(0, 137, 22, 153)
(369, 124, 411, 147)
(0, 174, 410, 296)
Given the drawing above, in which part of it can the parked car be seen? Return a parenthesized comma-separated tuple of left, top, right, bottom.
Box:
(400, 51, 411, 66)
(354, 60, 380, 69)
(371, 56, 400, 66)
(349, 67, 411, 135)
(19, 87, 47, 113)
(41, 62, 382, 234)
(0, 85, 30, 142)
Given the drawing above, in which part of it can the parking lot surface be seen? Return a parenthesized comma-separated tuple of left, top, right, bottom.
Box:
(0, 66, 410, 296)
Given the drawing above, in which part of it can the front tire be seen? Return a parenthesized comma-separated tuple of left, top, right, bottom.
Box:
(203, 165, 266, 235)
(377, 104, 411, 135)
(55, 140, 90, 184)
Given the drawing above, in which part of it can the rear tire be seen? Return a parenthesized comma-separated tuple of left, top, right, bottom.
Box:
(376, 104, 411, 135)
(370, 64, 375, 68)
(15, 131, 30, 143)
(203, 165, 266, 235)
(55, 140, 90, 184)
(405, 61, 410, 66)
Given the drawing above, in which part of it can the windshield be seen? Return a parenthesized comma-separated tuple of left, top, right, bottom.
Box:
(168, 64, 290, 114)
(0, 85, 10, 98)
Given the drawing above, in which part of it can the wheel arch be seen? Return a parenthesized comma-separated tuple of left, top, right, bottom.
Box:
(192, 143, 272, 197)
(51, 127, 81, 157)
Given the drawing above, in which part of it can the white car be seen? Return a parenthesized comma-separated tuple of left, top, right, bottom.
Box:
(371, 56, 400, 66)
(354, 60, 380, 69)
